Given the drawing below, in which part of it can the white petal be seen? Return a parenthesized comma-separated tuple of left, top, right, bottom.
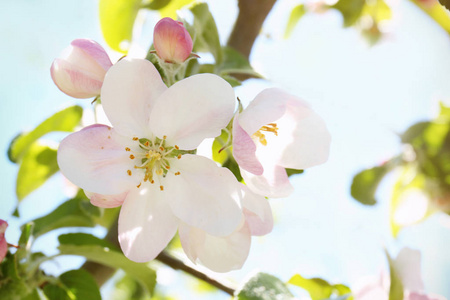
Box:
(241, 163, 294, 198)
(149, 74, 235, 150)
(164, 154, 243, 236)
(232, 116, 263, 175)
(275, 98, 331, 169)
(394, 248, 424, 291)
(118, 183, 179, 262)
(84, 190, 127, 208)
(179, 222, 251, 273)
(240, 184, 273, 236)
(238, 88, 290, 136)
(57, 124, 140, 195)
(101, 58, 167, 137)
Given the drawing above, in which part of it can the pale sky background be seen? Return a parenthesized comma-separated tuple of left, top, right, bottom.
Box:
(1, 0, 450, 299)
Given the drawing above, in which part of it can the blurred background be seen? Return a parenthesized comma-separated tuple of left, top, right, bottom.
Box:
(1, 0, 449, 298)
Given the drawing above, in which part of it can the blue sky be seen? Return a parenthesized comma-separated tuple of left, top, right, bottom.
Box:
(1, 0, 450, 298)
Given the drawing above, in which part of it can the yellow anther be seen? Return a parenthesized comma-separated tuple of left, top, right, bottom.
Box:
(177, 154, 182, 159)
(145, 141, 150, 147)
(175, 172, 181, 176)
(136, 183, 141, 188)
(129, 154, 135, 159)
(125, 147, 131, 151)
(132, 137, 139, 141)
(253, 123, 278, 146)
(163, 135, 167, 139)
(174, 145, 179, 150)
(159, 146, 164, 151)
(165, 165, 170, 169)
(151, 180, 154, 184)
(160, 185, 164, 191)
(127, 170, 132, 176)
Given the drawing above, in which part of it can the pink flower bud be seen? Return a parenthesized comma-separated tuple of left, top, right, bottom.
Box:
(51, 39, 113, 99)
(153, 18, 193, 63)
(0, 220, 8, 262)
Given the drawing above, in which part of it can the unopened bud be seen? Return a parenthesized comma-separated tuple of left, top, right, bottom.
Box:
(51, 39, 112, 99)
(153, 18, 193, 63)
(0, 219, 8, 263)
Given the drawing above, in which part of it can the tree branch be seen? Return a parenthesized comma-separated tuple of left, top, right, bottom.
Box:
(227, 0, 277, 59)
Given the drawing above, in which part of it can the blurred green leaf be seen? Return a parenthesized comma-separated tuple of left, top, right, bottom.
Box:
(284, 4, 307, 39)
(31, 198, 100, 238)
(112, 274, 152, 300)
(351, 164, 392, 205)
(43, 270, 101, 300)
(58, 233, 119, 250)
(212, 129, 230, 165)
(0, 278, 32, 300)
(332, 0, 366, 27)
(401, 122, 430, 144)
(8, 106, 82, 163)
(58, 244, 156, 295)
(0, 253, 20, 280)
(158, 0, 195, 18)
(99, 0, 141, 53)
(289, 274, 352, 300)
(142, 0, 171, 10)
(236, 272, 293, 300)
(385, 251, 403, 300)
(289, 274, 331, 300)
(189, 3, 222, 63)
(217, 47, 261, 78)
(16, 143, 58, 201)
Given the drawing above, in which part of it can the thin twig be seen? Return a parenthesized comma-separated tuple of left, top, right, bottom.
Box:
(156, 252, 235, 296)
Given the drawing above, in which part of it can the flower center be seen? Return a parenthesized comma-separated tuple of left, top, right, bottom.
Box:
(252, 123, 278, 146)
(125, 135, 183, 191)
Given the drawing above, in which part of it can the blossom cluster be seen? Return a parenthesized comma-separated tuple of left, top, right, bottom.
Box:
(52, 18, 331, 272)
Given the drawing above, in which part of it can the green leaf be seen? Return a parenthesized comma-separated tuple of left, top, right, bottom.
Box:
(142, 0, 171, 10)
(216, 47, 261, 78)
(8, 106, 82, 163)
(18, 222, 34, 249)
(43, 270, 101, 300)
(158, 0, 195, 18)
(58, 233, 119, 250)
(31, 198, 100, 238)
(284, 4, 307, 39)
(351, 164, 391, 205)
(401, 122, 430, 144)
(288, 274, 332, 300)
(0, 253, 20, 280)
(332, 0, 366, 27)
(58, 244, 156, 295)
(385, 251, 404, 300)
(112, 274, 152, 300)
(236, 272, 294, 300)
(286, 168, 304, 177)
(189, 3, 222, 63)
(16, 143, 58, 201)
(99, 0, 142, 53)
(212, 129, 231, 165)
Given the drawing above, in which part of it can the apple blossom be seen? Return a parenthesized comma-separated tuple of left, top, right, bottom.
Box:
(232, 88, 331, 198)
(58, 58, 244, 264)
(179, 184, 273, 272)
(0, 220, 8, 263)
(153, 17, 193, 63)
(51, 39, 112, 98)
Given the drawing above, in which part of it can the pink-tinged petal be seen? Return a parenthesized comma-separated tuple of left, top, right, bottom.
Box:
(70, 39, 112, 71)
(101, 58, 167, 137)
(275, 98, 331, 169)
(406, 292, 447, 300)
(238, 88, 290, 136)
(0, 220, 8, 263)
(394, 248, 424, 291)
(149, 74, 235, 150)
(57, 124, 141, 195)
(179, 222, 251, 273)
(51, 39, 112, 99)
(232, 117, 263, 175)
(84, 190, 127, 208)
(240, 184, 273, 236)
(241, 163, 294, 198)
(51, 59, 104, 98)
(154, 18, 193, 63)
(119, 183, 179, 262)
(164, 154, 243, 236)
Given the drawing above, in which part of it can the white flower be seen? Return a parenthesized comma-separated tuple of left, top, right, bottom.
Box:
(58, 58, 244, 263)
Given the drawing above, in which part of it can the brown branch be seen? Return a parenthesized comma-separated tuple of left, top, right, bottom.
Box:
(227, 0, 278, 60)
(156, 251, 235, 296)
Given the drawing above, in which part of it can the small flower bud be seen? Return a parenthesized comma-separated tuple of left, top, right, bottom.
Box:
(153, 18, 193, 64)
(0, 219, 8, 263)
(51, 39, 113, 99)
